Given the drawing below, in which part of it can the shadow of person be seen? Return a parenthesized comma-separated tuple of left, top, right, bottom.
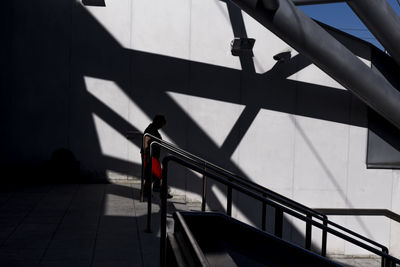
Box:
(45, 148, 81, 183)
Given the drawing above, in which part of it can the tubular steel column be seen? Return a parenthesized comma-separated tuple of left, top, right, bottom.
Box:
(229, 0, 400, 131)
(347, 0, 400, 67)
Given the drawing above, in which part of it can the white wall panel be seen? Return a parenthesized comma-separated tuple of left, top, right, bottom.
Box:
(131, 0, 190, 59)
(167, 91, 245, 147)
(231, 109, 296, 192)
(190, 0, 241, 69)
(288, 64, 345, 90)
(390, 170, 400, 257)
(92, 114, 130, 164)
(344, 216, 390, 255)
(347, 124, 392, 208)
(82, 0, 131, 47)
(293, 116, 350, 208)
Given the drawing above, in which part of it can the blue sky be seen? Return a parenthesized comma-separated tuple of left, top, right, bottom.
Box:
(298, 0, 400, 50)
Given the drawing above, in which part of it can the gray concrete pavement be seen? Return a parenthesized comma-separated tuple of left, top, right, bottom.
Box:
(0, 181, 162, 267)
(0, 182, 384, 267)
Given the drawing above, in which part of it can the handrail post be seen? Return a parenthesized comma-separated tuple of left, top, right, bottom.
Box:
(145, 170, 153, 233)
(140, 135, 145, 202)
(201, 164, 207, 212)
(305, 214, 312, 250)
(322, 217, 328, 256)
(140, 153, 145, 202)
(160, 159, 169, 267)
(261, 194, 267, 231)
(275, 208, 283, 238)
(227, 179, 233, 216)
(145, 145, 155, 233)
(382, 247, 391, 267)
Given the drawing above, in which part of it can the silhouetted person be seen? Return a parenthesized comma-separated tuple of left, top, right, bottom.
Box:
(141, 115, 172, 198)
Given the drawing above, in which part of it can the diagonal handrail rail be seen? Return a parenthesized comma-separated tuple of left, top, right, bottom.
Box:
(159, 154, 400, 267)
(315, 208, 400, 224)
(142, 134, 329, 251)
(142, 134, 325, 218)
(143, 135, 390, 256)
(143, 137, 392, 264)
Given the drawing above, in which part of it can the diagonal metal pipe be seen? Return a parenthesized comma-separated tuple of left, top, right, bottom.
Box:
(293, 0, 400, 64)
(228, 0, 400, 130)
(292, 0, 345, 5)
(346, 0, 400, 67)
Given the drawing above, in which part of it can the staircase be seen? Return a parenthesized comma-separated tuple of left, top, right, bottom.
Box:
(142, 134, 400, 267)
(149, 189, 385, 267)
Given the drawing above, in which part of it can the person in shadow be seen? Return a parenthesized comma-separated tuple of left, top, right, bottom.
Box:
(141, 115, 172, 198)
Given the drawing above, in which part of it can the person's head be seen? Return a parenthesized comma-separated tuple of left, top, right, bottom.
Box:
(153, 114, 166, 129)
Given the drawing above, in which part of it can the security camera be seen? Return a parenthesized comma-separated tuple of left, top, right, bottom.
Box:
(273, 51, 292, 62)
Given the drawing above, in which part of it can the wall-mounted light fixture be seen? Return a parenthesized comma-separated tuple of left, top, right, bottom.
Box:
(230, 38, 256, 57)
(82, 0, 106, 6)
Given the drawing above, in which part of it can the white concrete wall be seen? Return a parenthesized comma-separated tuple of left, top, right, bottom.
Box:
(2, 0, 399, 258)
(81, 0, 397, 256)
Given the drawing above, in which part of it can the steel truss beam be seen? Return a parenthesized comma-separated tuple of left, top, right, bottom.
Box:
(229, 0, 400, 130)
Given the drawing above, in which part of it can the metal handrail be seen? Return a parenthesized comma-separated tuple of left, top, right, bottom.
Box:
(144, 140, 206, 233)
(143, 135, 389, 255)
(142, 134, 324, 218)
(160, 155, 400, 267)
(142, 138, 394, 266)
(142, 134, 327, 238)
(145, 140, 391, 257)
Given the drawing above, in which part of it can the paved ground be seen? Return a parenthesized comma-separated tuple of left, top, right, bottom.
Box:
(329, 256, 381, 267)
(0, 181, 167, 267)
(0, 181, 384, 267)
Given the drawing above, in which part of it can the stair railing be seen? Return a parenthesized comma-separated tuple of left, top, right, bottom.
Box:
(142, 134, 325, 219)
(160, 154, 400, 267)
(142, 134, 328, 241)
(143, 135, 388, 254)
(142, 136, 396, 267)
